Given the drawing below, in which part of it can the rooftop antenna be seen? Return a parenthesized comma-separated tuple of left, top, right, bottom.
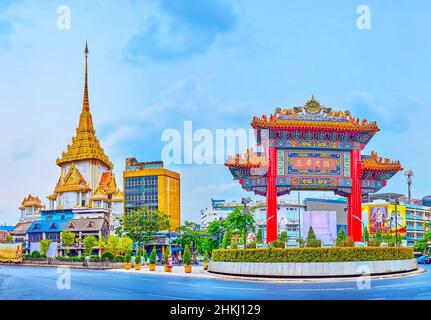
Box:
(404, 170, 413, 204)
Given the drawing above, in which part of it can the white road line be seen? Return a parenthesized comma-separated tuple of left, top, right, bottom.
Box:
(168, 281, 201, 287)
(417, 292, 431, 296)
(145, 293, 191, 300)
(375, 282, 425, 289)
(109, 287, 132, 293)
(291, 288, 353, 291)
(213, 286, 267, 291)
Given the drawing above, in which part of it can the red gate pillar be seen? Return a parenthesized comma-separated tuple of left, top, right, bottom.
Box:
(266, 146, 278, 243)
(350, 149, 363, 242)
(346, 195, 352, 238)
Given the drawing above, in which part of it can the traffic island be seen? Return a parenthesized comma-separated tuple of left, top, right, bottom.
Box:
(208, 247, 418, 278)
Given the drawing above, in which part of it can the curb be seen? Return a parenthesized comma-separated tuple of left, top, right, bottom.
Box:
(206, 268, 425, 283)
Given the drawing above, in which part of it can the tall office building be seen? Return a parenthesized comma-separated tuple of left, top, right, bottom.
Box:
(123, 158, 180, 230)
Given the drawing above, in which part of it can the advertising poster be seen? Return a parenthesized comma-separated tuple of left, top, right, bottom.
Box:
(366, 204, 406, 236)
(0, 243, 23, 262)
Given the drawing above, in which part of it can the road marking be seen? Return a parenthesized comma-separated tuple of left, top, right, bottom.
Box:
(145, 293, 190, 300)
(375, 281, 425, 289)
(109, 287, 132, 293)
(213, 286, 266, 291)
(417, 292, 431, 296)
(168, 281, 201, 287)
(291, 288, 353, 291)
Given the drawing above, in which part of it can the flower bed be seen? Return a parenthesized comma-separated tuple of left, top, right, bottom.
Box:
(211, 247, 413, 263)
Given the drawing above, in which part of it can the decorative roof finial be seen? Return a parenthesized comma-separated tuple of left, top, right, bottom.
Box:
(77, 41, 94, 133)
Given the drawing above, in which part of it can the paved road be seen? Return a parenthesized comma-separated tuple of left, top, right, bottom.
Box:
(0, 265, 430, 300)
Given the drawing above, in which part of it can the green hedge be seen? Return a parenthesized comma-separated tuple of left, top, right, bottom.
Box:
(212, 247, 413, 263)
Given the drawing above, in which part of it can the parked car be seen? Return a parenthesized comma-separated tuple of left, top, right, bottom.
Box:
(417, 255, 429, 264)
(425, 256, 431, 264)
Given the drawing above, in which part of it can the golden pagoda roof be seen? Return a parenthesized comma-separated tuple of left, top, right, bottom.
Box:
(90, 187, 109, 201)
(56, 43, 113, 169)
(362, 151, 403, 172)
(252, 96, 380, 133)
(111, 188, 124, 202)
(225, 148, 268, 168)
(55, 163, 91, 193)
(19, 194, 45, 210)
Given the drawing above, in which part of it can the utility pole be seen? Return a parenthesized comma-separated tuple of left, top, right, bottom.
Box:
(404, 170, 413, 204)
(241, 197, 251, 248)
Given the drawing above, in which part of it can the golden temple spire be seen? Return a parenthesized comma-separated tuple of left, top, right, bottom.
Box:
(77, 41, 94, 133)
(56, 43, 113, 170)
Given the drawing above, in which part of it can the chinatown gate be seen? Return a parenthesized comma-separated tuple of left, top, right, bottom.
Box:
(226, 97, 403, 244)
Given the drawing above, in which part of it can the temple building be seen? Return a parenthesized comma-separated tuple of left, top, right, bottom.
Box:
(19, 195, 45, 221)
(19, 43, 123, 242)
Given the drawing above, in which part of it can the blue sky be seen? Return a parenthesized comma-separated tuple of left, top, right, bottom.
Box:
(1, 0, 431, 225)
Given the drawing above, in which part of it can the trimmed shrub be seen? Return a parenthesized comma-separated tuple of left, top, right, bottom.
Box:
(32, 250, 41, 258)
(336, 226, 347, 245)
(336, 237, 355, 247)
(367, 239, 381, 247)
(269, 240, 285, 248)
(183, 245, 192, 265)
(279, 231, 288, 242)
(211, 247, 414, 263)
(307, 227, 317, 241)
(306, 239, 322, 248)
(149, 247, 157, 265)
(246, 241, 257, 249)
(101, 251, 115, 261)
(125, 252, 131, 263)
(115, 255, 125, 262)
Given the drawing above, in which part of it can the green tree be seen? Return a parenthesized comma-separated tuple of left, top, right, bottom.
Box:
(279, 231, 288, 242)
(104, 235, 121, 255)
(363, 227, 370, 242)
(163, 246, 171, 264)
(207, 219, 224, 248)
(135, 248, 142, 265)
(82, 235, 97, 257)
(175, 221, 202, 251)
(221, 230, 232, 249)
(143, 249, 148, 263)
(61, 231, 76, 256)
(307, 226, 317, 241)
(119, 236, 133, 255)
(256, 229, 263, 244)
(336, 226, 347, 243)
(40, 239, 52, 257)
(375, 227, 382, 241)
(116, 207, 171, 248)
(149, 247, 157, 265)
(5, 234, 13, 243)
(183, 245, 192, 265)
(225, 206, 256, 241)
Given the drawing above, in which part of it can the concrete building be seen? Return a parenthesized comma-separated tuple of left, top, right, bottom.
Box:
(123, 158, 181, 230)
(201, 198, 305, 240)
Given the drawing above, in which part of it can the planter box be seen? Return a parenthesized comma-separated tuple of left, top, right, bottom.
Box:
(208, 259, 418, 277)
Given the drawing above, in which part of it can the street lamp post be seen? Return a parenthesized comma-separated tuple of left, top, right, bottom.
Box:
(395, 199, 400, 247)
(241, 197, 251, 249)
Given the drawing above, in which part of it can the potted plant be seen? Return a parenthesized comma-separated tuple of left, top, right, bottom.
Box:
(149, 247, 157, 271)
(183, 245, 192, 273)
(124, 252, 131, 270)
(135, 248, 142, 271)
(164, 246, 172, 272)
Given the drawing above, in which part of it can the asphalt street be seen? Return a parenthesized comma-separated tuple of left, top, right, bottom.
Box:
(0, 265, 430, 300)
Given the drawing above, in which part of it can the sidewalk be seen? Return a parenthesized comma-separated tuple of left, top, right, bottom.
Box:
(108, 265, 214, 278)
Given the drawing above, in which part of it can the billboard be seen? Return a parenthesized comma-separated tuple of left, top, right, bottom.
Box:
(363, 204, 406, 236)
(302, 211, 337, 242)
(0, 243, 23, 262)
